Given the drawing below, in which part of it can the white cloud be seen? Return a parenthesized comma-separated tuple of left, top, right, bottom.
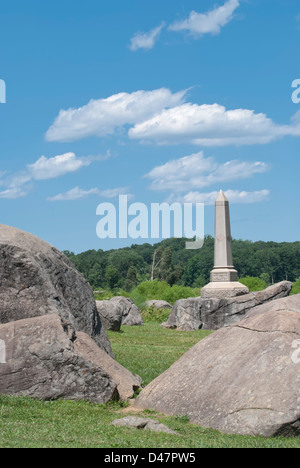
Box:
(46, 88, 187, 143)
(172, 189, 270, 205)
(147, 151, 270, 207)
(145, 152, 270, 192)
(46, 87, 300, 147)
(0, 185, 32, 200)
(47, 186, 100, 202)
(129, 22, 165, 51)
(129, 102, 296, 146)
(47, 186, 132, 202)
(98, 186, 131, 199)
(27, 152, 95, 180)
(169, 0, 240, 37)
(0, 152, 107, 199)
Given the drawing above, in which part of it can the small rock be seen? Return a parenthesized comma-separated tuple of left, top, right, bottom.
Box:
(111, 416, 179, 435)
(145, 300, 172, 310)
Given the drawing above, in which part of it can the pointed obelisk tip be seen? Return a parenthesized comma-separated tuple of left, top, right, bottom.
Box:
(216, 190, 228, 203)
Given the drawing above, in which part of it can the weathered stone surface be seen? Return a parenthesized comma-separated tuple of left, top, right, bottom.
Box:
(74, 331, 141, 400)
(0, 314, 141, 402)
(162, 281, 292, 331)
(96, 300, 123, 332)
(0, 314, 117, 403)
(96, 296, 143, 331)
(162, 297, 202, 331)
(136, 294, 300, 437)
(201, 280, 249, 299)
(145, 300, 172, 310)
(111, 297, 143, 326)
(111, 416, 179, 435)
(0, 224, 112, 356)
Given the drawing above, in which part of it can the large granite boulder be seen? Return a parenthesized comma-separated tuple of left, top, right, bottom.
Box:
(74, 331, 141, 400)
(136, 294, 300, 437)
(96, 296, 143, 331)
(0, 224, 112, 356)
(0, 314, 140, 402)
(162, 281, 292, 331)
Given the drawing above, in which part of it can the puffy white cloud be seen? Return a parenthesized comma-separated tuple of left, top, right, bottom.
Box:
(173, 189, 270, 206)
(169, 0, 240, 37)
(129, 102, 293, 146)
(129, 22, 165, 51)
(45, 85, 300, 147)
(46, 88, 187, 143)
(145, 151, 270, 192)
(146, 151, 270, 207)
(146, 151, 270, 193)
(0, 152, 107, 199)
(27, 152, 93, 180)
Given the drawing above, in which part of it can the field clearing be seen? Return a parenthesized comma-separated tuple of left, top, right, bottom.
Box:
(0, 323, 300, 448)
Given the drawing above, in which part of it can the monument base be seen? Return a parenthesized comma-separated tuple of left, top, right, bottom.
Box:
(201, 281, 249, 299)
(210, 267, 239, 283)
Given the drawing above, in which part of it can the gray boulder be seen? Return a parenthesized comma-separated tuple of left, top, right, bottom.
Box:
(136, 294, 300, 437)
(96, 300, 123, 332)
(145, 300, 172, 310)
(0, 224, 112, 356)
(162, 281, 292, 331)
(96, 296, 143, 331)
(0, 314, 140, 402)
(111, 416, 179, 435)
(74, 331, 141, 400)
(111, 296, 144, 326)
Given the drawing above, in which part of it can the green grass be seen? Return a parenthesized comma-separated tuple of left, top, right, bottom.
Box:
(1, 323, 300, 448)
(1, 394, 300, 448)
(107, 324, 211, 386)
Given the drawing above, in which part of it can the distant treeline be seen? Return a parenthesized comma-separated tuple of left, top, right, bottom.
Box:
(63, 236, 300, 291)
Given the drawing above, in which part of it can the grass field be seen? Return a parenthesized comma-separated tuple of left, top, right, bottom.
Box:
(0, 322, 300, 448)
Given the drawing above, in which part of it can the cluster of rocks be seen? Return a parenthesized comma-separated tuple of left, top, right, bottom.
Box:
(162, 281, 293, 331)
(2, 221, 300, 439)
(136, 294, 300, 437)
(0, 224, 141, 403)
(137, 190, 300, 437)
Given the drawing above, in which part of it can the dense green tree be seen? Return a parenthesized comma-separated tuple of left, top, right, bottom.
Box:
(124, 265, 138, 291)
(66, 236, 300, 291)
(105, 265, 121, 290)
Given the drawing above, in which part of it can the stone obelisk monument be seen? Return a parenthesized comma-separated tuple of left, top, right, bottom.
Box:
(201, 190, 249, 299)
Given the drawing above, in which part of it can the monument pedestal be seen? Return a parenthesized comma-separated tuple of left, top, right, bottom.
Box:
(201, 279, 249, 299)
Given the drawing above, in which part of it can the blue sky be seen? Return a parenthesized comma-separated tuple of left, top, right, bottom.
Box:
(0, 0, 300, 253)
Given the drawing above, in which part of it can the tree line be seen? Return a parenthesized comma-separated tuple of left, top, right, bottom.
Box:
(63, 236, 300, 291)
